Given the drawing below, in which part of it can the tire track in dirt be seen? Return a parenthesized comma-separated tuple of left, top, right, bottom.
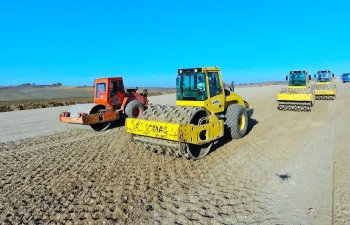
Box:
(259, 99, 334, 224)
(0, 84, 349, 224)
(259, 83, 350, 225)
(332, 83, 350, 224)
(0, 128, 130, 224)
(1, 130, 106, 197)
(129, 86, 306, 224)
(0, 86, 287, 225)
(138, 84, 348, 225)
(142, 108, 303, 224)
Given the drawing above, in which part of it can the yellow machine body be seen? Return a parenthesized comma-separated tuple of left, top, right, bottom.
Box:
(277, 87, 314, 102)
(126, 114, 224, 145)
(314, 82, 336, 99)
(126, 67, 249, 147)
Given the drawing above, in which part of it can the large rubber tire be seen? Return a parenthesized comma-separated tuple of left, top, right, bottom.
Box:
(125, 100, 144, 118)
(224, 104, 248, 139)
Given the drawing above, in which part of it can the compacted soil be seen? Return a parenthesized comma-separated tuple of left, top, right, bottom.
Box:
(0, 84, 349, 224)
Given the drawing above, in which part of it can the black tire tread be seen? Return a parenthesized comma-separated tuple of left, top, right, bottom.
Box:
(224, 104, 248, 139)
(125, 100, 144, 118)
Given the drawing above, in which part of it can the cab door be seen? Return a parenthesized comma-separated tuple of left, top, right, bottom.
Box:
(94, 80, 108, 105)
(206, 71, 225, 113)
(109, 79, 125, 108)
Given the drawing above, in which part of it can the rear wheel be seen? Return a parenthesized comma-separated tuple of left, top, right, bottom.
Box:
(224, 104, 248, 139)
(125, 100, 144, 118)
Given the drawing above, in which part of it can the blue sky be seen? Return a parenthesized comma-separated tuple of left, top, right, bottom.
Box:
(0, 0, 350, 87)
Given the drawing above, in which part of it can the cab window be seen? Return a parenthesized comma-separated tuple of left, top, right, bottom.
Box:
(110, 80, 124, 97)
(96, 83, 106, 98)
(176, 73, 208, 101)
(207, 72, 222, 97)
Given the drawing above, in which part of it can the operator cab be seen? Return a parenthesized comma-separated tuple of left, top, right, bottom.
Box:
(175, 67, 245, 114)
(94, 77, 125, 108)
(176, 68, 222, 101)
(315, 70, 334, 82)
(286, 71, 311, 87)
(176, 67, 236, 99)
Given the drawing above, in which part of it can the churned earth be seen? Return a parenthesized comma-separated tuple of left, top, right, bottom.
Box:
(0, 83, 349, 224)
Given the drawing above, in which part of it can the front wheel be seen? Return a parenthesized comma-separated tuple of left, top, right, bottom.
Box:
(89, 106, 111, 131)
(224, 104, 248, 139)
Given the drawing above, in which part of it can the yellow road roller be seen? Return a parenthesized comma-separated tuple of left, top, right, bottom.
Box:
(313, 70, 336, 100)
(125, 67, 253, 160)
(277, 70, 315, 112)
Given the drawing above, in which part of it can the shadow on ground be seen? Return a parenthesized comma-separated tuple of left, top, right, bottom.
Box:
(209, 117, 259, 156)
(107, 118, 126, 129)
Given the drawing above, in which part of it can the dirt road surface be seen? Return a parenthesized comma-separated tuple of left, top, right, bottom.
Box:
(0, 93, 175, 142)
(0, 84, 349, 224)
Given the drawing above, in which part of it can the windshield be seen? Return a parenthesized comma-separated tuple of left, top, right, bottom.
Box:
(317, 72, 331, 82)
(176, 73, 208, 101)
(343, 73, 350, 78)
(288, 73, 306, 86)
(95, 82, 106, 98)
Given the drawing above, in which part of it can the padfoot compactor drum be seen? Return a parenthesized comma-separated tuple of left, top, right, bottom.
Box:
(126, 67, 253, 160)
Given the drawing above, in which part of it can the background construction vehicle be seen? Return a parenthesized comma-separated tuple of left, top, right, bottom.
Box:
(341, 73, 350, 83)
(277, 70, 315, 112)
(125, 67, 253, 160)
(313, 70, 336, 100)
(60, 77, 148, 131)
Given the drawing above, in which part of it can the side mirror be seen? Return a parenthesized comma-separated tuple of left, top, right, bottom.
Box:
(230, 81, 235, 92)
(332, 73, 335, 77)
(314, 74, 316, 79)
(285, 76, 288, 81)
(309, 75, 311, 80)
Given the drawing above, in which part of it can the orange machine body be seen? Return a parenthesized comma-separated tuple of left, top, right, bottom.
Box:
(93, 77, 148, 109)
(59, 77, 148, 130)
